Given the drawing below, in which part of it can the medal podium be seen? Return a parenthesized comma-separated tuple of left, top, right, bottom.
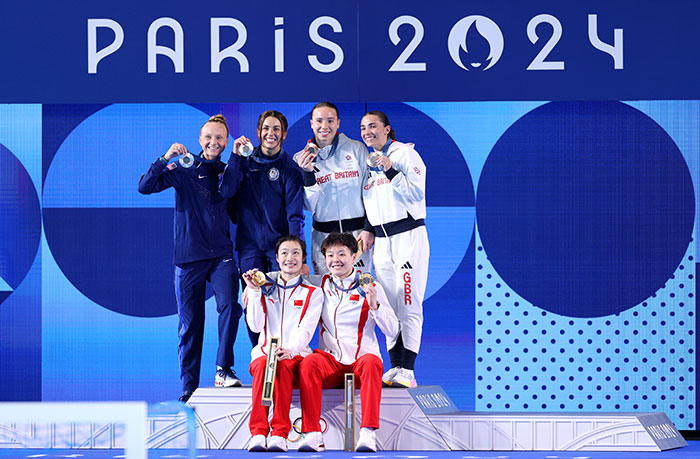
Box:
(0, 386, 686, 452)
(174, 385, 686, 451)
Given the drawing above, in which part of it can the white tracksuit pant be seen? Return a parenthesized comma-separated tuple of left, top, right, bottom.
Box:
(373, 225, 429, 354)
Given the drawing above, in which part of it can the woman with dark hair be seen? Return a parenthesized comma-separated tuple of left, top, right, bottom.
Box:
(242, 235, 323, 453)
(221, 110, 306, 344)
(359, 110, 430, 389)
(297, 232, 398, 453)
(293, 102, 374, 274)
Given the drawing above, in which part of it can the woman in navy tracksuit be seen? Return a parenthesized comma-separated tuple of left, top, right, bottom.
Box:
(220, 110, 306, 344)
(138, 114, 244, 402)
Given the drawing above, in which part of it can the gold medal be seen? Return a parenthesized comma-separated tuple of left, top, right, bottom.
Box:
(252, 271, 267, 286)
(359, 273, 374, 287)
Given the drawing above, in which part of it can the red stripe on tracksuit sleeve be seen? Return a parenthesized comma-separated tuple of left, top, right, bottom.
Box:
(261, 295, 269, 356)
(299, 286, 314, 323)
(354, 298, 370, 360)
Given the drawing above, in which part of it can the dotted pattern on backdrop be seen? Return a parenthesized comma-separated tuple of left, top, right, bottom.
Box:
(475, 227, 696, 429)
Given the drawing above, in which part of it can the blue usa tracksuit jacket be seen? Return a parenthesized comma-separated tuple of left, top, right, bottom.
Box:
(138, 153, 242, 392)
(221, 147, 304, 273)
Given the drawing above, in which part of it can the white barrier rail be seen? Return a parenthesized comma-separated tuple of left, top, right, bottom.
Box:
(0, 402, 147, 459)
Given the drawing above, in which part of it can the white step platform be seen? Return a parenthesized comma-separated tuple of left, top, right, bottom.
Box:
(411, 386, 687, 452)
(0, 386, 687, 452)
(185, 386, 446, 450)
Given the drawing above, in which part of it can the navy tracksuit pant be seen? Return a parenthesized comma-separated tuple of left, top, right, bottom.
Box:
(175, 256, 241, 393)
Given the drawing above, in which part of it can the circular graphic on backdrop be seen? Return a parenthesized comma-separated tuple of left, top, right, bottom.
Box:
(0, 143, 41, 306)
(43, 104, 228, 317)
(476, 101, 695, 317)
(286, 102, 475, 298)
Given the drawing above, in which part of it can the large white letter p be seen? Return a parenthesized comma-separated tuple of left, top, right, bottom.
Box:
(87, 19, 124, 74)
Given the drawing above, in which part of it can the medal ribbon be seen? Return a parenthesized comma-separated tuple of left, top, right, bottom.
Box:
(250, 147, 282, 165)
(328, 271, 368, 298)
(310, 133, 340, 161)
(261, 273, 304, 297)
(179, 150, 222, 167)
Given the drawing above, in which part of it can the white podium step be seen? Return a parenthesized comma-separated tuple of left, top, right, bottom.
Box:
(178, 385, 686, 451)
(185, 386, 447, 450)
(0, 386, 687, 452)
(410, 386, 687, 452)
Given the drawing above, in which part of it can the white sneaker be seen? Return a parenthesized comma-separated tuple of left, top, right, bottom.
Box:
(215, 367, 242, 387)
(356, 427, 377, 452)
(392, 368, 417, 388)
(267, 435, 288, 452)
(382, 367, 400, 386)
(297, 431, 325, 452)
(248, 434, 267, 452)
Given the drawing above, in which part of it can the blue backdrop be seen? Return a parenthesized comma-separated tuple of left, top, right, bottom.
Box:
(0, 0, 697, 431)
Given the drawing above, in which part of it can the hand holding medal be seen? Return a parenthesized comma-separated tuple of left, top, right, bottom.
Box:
(252, 271, 267, 286)
(242, 269, 267, 290)
(234, 135, 255, 157)
(295, 142, 319, 172)
(163, 143, 191, 167)
(367, 152, 392, 172)
(358, 273, 379, 310)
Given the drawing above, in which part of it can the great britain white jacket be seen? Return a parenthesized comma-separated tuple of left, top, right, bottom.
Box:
(294, 133, 369, 227)
(362, 140, 427, 230)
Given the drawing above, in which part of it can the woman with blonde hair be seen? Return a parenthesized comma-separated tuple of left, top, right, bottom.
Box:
(139, 114, 244, 402)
